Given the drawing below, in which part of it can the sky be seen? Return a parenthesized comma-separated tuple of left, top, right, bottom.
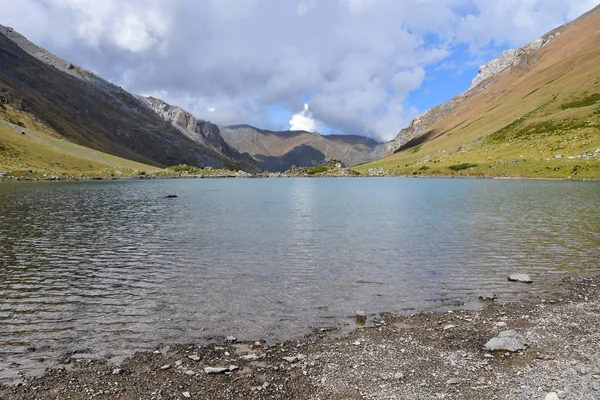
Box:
(0, 0, 598, 141)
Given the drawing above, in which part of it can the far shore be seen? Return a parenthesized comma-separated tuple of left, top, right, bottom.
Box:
(1, 172, 599, 183)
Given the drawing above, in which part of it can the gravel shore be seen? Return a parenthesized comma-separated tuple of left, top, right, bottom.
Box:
(1, 273, 599, 400)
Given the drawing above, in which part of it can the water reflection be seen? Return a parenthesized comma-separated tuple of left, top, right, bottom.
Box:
(0, 178, 599, 381)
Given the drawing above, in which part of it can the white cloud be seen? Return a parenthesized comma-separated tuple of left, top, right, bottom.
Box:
(297, 0, 316, 15)
(0, 0, 598, 140)
(290, 104, 319, 132)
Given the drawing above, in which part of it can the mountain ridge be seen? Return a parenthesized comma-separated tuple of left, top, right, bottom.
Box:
(385, 4, 600, 155)
(221, 125, 385, 172)
(359, 5, 600, 178)
(0, 25, 255, 172)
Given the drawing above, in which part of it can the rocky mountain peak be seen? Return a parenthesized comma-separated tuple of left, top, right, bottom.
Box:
(470, 31, 562, 89)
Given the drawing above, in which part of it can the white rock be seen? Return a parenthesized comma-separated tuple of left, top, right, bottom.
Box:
(447, 378, 460, 385)
(443, 325, 456, 330)
(508, 273, 532, 283)
(240, 353, 262, 361)
(182, 392, 191, 398)
(204, 367, 229, 374)
(394, 372, 405, 379)
(111, 368, 123, 375)
(544, 393, 559, 400)
(188, 355, 201, 361)
(159, 364, 171, 370)
(485, 330, 528, 352)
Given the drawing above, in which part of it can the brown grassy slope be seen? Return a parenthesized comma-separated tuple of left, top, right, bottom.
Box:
(358, 7, 600, 178)
(0, 28, 243, 171)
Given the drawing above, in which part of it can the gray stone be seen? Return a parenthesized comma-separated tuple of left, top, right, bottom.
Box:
(225, 336, 237, 342)
(188, 355, 201, 361)
(544, 393, 559, 400)
(240, 353, 263, 361)
(204, 367, 229, 374)
(484, 330, 528, 352)
(577, 365, 591, 375)
(356, 310, 367, 325)
(479, 293, 496, 301)
(182, 392, 191, 398)
(508, 274, 532, 283)
(394, 372, 405, 379)
(282, 354, 305, 363)
(160, 364, 171, 370)
(446, 378, 460, 385)
(111, 368, 123, 375)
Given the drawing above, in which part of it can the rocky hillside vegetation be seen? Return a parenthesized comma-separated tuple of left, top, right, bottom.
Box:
(363, 5, 600, 179)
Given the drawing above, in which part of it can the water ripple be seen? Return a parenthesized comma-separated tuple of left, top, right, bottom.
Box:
(0, 178, 599, 381)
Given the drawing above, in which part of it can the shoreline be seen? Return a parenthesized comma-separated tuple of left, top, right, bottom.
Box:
(1, 174, 599, 183)
(2, 272, 599, 399)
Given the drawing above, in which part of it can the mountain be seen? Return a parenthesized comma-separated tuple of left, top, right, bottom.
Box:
(221, 125, 385, 172)
(0, 25, 255, 173)
(361, 5, 600, 178)
(136, 97, 259, 173)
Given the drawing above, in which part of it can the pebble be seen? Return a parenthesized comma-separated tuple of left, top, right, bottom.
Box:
(240, 353, 262, 361)
(204, 367, 229, 374)
(111, 368, 123, 375)
(577, 365, 591, 375)
(479, 293, 496, 301)
(443, 325, 456, 330)
(282, 354, 306, 363)
(225, 336, 237, 342)
(508, 273, 533, 283)
(446, 378, 460, 385)
(182, 392, 191, 398)
(495, 322, 507, 328)
(557, 391, 568, 399)
(188, 355, 201, 362)
(544, 393, 559, 400)
(175, 360, 183, 366)
(356, 310, 367, 325)
(160, 364, 171, 370)
(394, 372, 405, 379)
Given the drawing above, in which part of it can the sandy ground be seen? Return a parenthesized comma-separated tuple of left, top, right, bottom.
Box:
(1, 273, 599, 400)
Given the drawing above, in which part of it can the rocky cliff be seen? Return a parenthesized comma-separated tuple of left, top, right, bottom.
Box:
(137, 97, 258, 172)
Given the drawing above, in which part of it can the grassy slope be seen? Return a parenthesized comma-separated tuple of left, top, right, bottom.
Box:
(357, 9, 600, 179)
(0, 107, 159, 178)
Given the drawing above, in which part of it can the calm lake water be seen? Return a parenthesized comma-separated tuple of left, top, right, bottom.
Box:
(1, 177, 599, 380)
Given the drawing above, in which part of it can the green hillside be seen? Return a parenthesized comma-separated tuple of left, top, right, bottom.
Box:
(357, 7, 600, 179)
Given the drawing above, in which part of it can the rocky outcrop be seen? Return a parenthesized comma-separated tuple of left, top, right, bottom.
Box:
(470, 32, 561, 89)
(137, 97, 259, 172)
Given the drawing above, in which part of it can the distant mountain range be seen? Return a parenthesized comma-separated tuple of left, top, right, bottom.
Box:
(221, 125, 385, 172)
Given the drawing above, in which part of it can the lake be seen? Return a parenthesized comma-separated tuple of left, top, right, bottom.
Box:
(0, 177, 599, 381)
